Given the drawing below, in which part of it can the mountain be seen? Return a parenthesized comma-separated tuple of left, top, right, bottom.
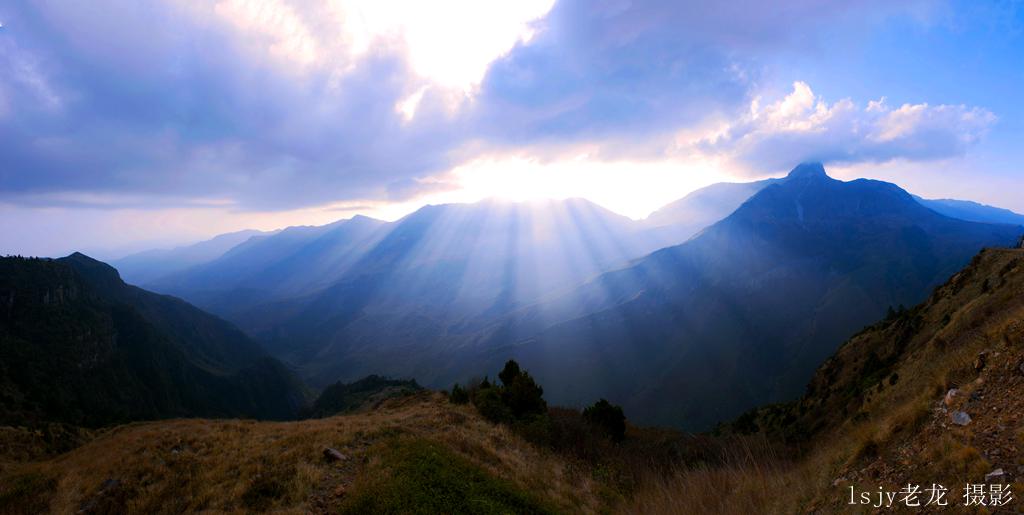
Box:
(632, 173, 1014, 254)
(149, 201, 677, 323)
(646, 175, 1024, 232)
(148, 216, 390, 317)
(476, 163, 1023, 430)
(0, 253, 307, 427)
(914, 196, 1024, 225)
(111, 229, 270, 285)
(231, 199, 678, 385)
(642, 177, 780, 242)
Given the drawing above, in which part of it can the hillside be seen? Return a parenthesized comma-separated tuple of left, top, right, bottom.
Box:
(0, 254, 307, 427)
(670, 246, 1024, 513)
(0, 393, 606, 514)
(302, 375, 422, 418)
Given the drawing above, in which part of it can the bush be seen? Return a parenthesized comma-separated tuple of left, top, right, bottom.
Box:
(498, 360, 522, 386)
(503, 379, 546, 419)
(583, 399, 626, 443)
(545, 407, 610, 461)
(467, 361, 548, 425)
(473, 386, 513, 424)
(513, 414, 554, 447)
(449, 384, 469, 404)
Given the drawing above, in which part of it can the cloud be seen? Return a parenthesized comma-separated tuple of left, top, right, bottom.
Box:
(0, 0, 492, 210)
(0, 0, 950, 213)
(696, 81, 996, 172)
(469, 0, 936, 156)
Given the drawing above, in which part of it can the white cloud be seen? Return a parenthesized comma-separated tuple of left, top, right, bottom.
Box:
(697, 81, 997, 172)
(186, 0, 555, 91)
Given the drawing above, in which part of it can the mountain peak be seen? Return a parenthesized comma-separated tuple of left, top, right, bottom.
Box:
(60, 251, 124, 288)
(785, 162, 828, 180)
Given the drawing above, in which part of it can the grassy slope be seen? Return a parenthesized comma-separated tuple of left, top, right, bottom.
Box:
(0, 392, 603, 514)
(630, 248, 1024, 513)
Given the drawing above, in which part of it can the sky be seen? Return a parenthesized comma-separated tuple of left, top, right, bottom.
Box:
(0, 0, 1022, 258)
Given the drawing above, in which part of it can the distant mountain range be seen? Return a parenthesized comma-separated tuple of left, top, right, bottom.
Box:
(72, 163, 1024, 430)
(112, 229, 273, 285)
(145, 199, 681, 323)
(912, 196, 1024, 225)
(0, 253, 307, 427)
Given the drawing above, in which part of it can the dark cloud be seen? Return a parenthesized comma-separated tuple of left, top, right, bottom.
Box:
(0, 0, 959, 211)
(0, 0, 464, 210)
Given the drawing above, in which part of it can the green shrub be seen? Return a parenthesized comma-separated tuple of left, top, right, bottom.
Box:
(502, 374, 546, 419)
(583, 399, 626, 443)
(513, 414, 554, 447)
(498, 360, 547, 419)
(473, 386, 513, 424)
(449, 383, 469, 404)
(498, 360, 522, 386)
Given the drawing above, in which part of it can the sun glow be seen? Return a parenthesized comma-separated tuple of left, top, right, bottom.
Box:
(427, 155, 731, 220)
(334, 0, 554, 91)
(197, 0, 554, 92)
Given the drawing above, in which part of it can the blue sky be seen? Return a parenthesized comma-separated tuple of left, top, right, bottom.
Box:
(0, 0, 1021, 257)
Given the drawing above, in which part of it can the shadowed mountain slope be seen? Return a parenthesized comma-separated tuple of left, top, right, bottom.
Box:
(0, 253, 307, 427)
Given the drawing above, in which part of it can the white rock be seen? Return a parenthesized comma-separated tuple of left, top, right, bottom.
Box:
(944, 389, 960, 407)
(985, 468, 1005, 482)
(951, 411, 972, 426)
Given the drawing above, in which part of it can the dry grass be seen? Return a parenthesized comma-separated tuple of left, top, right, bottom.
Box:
(623, 249, 1024, 513)
(0, 392, 604, 514)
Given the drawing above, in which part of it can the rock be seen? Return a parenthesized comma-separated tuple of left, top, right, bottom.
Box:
(985, 468, 1005, 483)
(323, 447, 348, 462)
(944, 389, 960, 407)
(975, 351, 988, 372)
(952, 411, 972, 426)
